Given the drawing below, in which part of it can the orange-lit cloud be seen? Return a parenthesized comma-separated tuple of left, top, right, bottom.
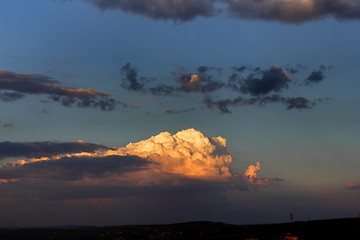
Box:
(3, 129, 269, 187)
(0, 178, 19, 184)
(243, 162, 270, 186)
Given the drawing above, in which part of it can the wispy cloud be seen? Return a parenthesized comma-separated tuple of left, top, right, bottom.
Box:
(0, 140, 111, 161)
(0, 155, 150, 181)
(70, 0, 360, 23)
(0, 70, 120, 111)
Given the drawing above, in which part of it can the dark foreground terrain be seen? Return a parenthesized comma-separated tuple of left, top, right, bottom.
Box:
(0, 217, 359, 240)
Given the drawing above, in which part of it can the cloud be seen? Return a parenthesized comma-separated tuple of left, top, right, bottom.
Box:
(0, 70, 118, 111)
(2, 123, 14, 128)
(120, 63, 147, 92)
(122, 63, 330, 113)
(0, 141, 111, 160)
(229, 66, 291, 96)
(243, 162, 270, 186)
(71, 0, 360, 23)
(302, 65, 333, 85)
(0, 91, 25, 102)
(204, 95, 323, 113)
(0, 129, 276, 226)
(175, 67, 225, 93)
(222, 0, 360, 23)
(204, 96, 257, 114)
(164, 108, 196, 114)
(347, 181, 360, 190)
(2, 129, 270, 186)
(0, 155, 150, 181)
(116, 128, 234, 179)
(122, 63, 224, 95)
(83, 0, 216, 22)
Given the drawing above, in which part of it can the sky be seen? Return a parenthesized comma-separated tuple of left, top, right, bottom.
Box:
(0, 0, 360, 227)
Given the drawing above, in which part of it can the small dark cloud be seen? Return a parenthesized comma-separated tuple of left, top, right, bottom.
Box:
(230, 66, 291, 96)
(205, 95, 323, 114)
(283, 97, 319, 110)
(305, 70, 325, 83)
(175, 69, 224, 93)
(150, 84, 177, 96)
(0, 141, 111, 160)
(3, 123, 14, 128)
(120, 63, 147, 92)
(303, 65, 333, 85)
(164, 108, 196, 114)
(0, 70, 118, 111)
(204, 96, 256, 114)
(39, 108, 50, 114)
(272, 178, 285, 182)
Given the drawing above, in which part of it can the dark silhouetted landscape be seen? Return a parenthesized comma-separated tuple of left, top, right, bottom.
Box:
(0, 217, 359, 240)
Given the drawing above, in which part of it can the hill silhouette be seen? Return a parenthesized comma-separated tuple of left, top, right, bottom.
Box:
(0, 217, 359, 240)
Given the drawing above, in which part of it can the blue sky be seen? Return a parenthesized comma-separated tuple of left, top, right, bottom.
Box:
(1, 0, 360, 227)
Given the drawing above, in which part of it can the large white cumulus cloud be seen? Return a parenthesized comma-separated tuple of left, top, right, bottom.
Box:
(114, 128, 233, 178)
(3, 129, 269, 186)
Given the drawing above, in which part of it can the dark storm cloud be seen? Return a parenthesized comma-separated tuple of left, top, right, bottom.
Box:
(0, 155, 150, 181)
(0, 70, 118, 111)
(0, 141, 111, 160)
(205, 95, 323, 113)
(72, 0, 360, 23)
(228, 66, 291, 96)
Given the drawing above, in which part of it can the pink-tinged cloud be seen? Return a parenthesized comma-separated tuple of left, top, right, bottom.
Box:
(347, 181, 360, 190)
(0, 178, 19, 184)
(243, 162, 270, 186)
(62, 198, 116, 205)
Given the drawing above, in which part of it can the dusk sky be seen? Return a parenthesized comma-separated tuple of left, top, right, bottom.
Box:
(1, 0, 360, 227)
